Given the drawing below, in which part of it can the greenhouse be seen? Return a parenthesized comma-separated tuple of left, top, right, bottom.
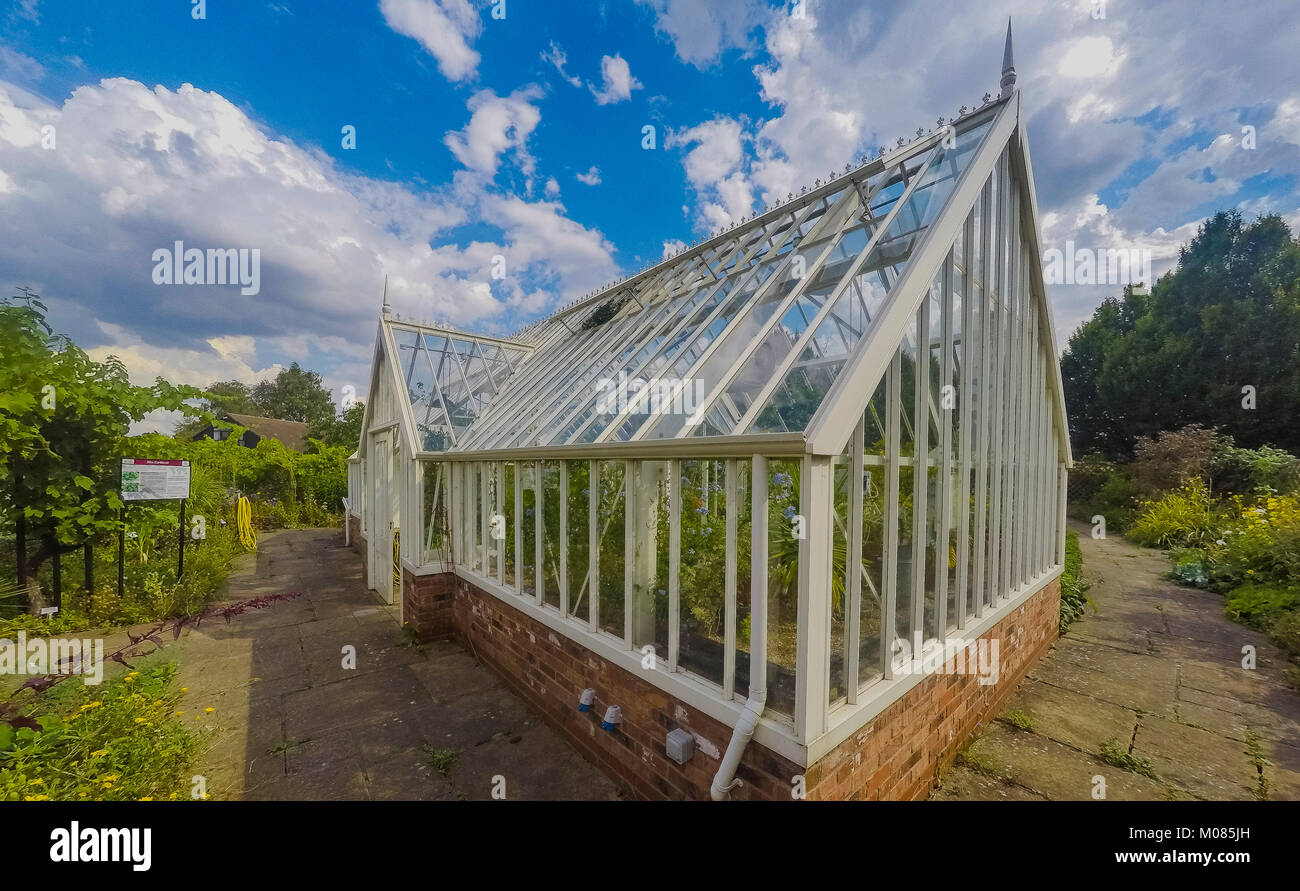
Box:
(346, 29, 1071, 801)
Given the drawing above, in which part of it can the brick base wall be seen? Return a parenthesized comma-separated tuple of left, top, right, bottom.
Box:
(804, 577, 1061, 800)
(402, 570, 456, 641)
(401, 568, 1060, 801)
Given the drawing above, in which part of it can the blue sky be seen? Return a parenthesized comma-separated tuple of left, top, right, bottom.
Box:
(2, 0, 1299, 425)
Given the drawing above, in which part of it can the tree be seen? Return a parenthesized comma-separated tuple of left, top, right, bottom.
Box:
(308, 401, 365, 450)
(1061, 211, 1300, 457)
(0, 292, 202, 583)
(251, 363, 335, 425)
(172, 379, 260, 439)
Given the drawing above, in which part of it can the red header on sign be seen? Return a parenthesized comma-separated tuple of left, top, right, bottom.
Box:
(122, 459, 189, 466)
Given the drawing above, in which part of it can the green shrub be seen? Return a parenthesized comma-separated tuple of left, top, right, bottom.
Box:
(1267, 610, 1300, 659)
(0, 662, 201, 801)
(1223, 583, 1300, 631)
(1059, 529, 1092, 631)
(1212, 444, 1300, 496)
(1128, 479, 1219, 549)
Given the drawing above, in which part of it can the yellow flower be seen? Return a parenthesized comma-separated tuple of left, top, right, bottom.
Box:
(24, 794, 48, 801)
(204, 707, 215, 713)
(175, 710, 185, 716)
(180, 687, 188, 693)
(104, 774, 120, 782)
(134, 717, 146, 724)
(28, 778, 44, 786)
(90, 749, 108, 758)
(139, 796, 153, 802)
(124, 677, 135, 684)
(153, 700, 163, 706)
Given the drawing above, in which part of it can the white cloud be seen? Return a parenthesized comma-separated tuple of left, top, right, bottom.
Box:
(0, 46, 43, 81)
(443, 85, 543, 179)
(379, 0, 482, 83)
(576, 165, 601, 186)
(662, 238, 688, 258)
(666, 117, 750, 227)
(544, 176, 560, 197)
(0, 76, 618, 388)
(541, 41, 583, 88)
(589, 53, 643, 105)
(636, 0, 768, 68)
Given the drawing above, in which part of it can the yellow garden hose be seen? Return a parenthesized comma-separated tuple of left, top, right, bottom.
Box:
(237, 496, 258, 551)
(393, 528, 401, 589)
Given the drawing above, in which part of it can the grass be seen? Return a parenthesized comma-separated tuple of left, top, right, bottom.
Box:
(423, 743, 456, 775)
(1001, 709, 1036, 732)
(269, 737, 310, 756)
(1098, 737, 1156, 778)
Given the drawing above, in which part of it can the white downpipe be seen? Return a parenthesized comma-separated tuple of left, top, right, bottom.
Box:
(711, 455, 768, 800)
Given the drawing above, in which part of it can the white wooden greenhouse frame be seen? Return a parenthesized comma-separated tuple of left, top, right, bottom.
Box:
(349, 52, 1071, 771)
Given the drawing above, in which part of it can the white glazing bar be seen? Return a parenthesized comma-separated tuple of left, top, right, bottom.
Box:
(934, 250, 954, 635)
(723, 457, 738, 700)
(882, 351, 902, 680)
(972, 175, 991, 620)
(955, 208, 975, 629)
(911, 302, 928, 639)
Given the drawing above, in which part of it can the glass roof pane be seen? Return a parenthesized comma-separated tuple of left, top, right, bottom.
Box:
(742, 116, 992, 436)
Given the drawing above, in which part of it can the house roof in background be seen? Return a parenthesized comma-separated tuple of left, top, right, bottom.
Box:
(221, 412, 311, 452)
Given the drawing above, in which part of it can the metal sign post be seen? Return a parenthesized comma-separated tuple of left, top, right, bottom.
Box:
(118, 458, 192, 595)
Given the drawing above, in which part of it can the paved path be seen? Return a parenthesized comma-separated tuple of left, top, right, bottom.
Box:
(932, 521, 1300, 801)
(172, 529, 622, 801)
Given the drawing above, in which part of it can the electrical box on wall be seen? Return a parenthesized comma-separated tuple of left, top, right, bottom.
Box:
(666, 728, 694, 764)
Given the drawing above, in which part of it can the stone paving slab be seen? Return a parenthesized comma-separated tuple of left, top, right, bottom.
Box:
(933, 520, 1300, 802)
(168, 528, 624, 801)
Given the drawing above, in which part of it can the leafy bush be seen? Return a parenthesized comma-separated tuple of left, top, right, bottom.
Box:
(1270, 611, 1300, 660)
(1128, 479, 1220, 549)
(1223, 583, 1300, 631)
(1211, 493, 1300, 589)
(1129, 425, 1219, 497)
(0, 663, 201, 801)
(1212, 443, 1300, 496)
(1069, 454, 1139, 532)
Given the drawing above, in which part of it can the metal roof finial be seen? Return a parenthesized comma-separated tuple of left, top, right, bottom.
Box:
(381, 275, 391, 318)
(1000, 17, 1017, 97)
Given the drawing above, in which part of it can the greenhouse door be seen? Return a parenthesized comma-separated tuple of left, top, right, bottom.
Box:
(369, 432, 394, 604)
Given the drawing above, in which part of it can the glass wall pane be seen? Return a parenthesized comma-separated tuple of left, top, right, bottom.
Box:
(896, 316, 918, 650)
(734, 459, 753, 699)
(861, 381, 887, 686)
(947, 252, 964, 634)
(597, 461, 626, 639)
(631, 461, 670, 660)
(566, 460, 590, 622)
(520, 461, 536, 597)
(422, 462, 449, 564)
(679, 459, 726, 687)
(766, 459, 800, 717)
(541, 461, 561, 609)
(830, 450, 850, 703)
(503, 461, 516, 587)
(923, 278, 943, 642)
